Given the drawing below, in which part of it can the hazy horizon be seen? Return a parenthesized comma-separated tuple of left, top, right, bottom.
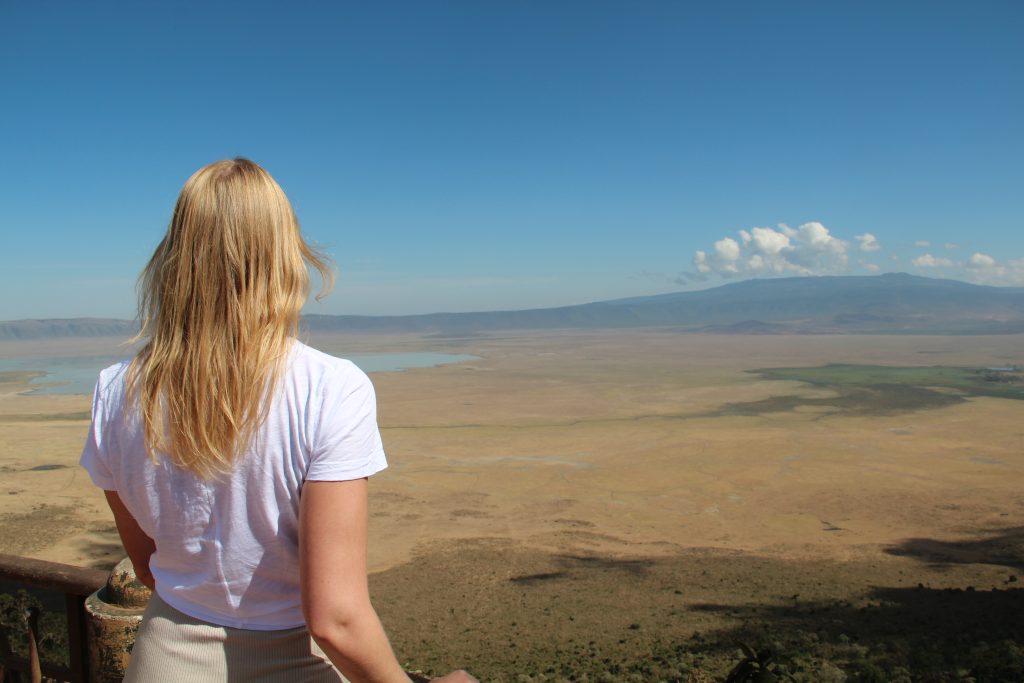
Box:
(3, 271, 1024, 328)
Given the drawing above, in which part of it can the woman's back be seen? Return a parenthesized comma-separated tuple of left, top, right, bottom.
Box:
(83, 341, 387, 629)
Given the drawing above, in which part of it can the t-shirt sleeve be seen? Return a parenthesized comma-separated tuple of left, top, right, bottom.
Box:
(307, 364, 388, 481)
(79, 376, 117, 490)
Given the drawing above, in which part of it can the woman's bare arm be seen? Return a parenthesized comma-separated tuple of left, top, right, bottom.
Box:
(300, 479, 477, 683)
(104, 490, 156, 590)
(300, 478, 414, 683)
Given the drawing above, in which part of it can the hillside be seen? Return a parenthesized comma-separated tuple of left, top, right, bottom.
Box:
(306, 273, 1024, 335)
(0, 318, 139, 340)
(2, 274, 1023, 340)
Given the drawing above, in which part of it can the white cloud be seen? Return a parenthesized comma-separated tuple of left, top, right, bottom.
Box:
(693, 250, 711, 274)
(688, 222, 850, 279)
(799, 222, 842, 250)
(912, 254, 954, 268)
(748, 227, 791, 255)
(855, 233, 881, 252)
(692, 237, 744, 276)
(967, 253, 996, 269)
(682, 226, 1023, 287)
(964, 252, 1024, 286)
(714, 237, 741, 268)
(914, 240, 930, 248)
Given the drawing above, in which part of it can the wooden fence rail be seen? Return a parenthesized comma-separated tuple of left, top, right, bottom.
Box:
(0, 554, 107, 683)
(0, 554, 433, 683)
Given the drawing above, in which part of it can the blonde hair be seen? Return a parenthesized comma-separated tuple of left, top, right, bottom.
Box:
(128, 158, 333, 478)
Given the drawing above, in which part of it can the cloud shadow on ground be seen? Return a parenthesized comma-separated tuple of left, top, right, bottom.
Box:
(688, 526, 1024, 680)
(884, 526, 1024, 573)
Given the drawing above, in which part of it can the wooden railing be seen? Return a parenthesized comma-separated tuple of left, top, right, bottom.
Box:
(1, 554, 433, 683)
(0, 554, 107, 683)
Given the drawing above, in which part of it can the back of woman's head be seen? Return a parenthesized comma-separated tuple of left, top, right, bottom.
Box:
(130, 158, 333, 478)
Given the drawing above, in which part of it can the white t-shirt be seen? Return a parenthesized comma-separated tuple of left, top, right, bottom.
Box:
(79, 340, 388, 630)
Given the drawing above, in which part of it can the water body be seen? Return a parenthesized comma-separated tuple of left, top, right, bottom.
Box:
(0, 351, 478, 395)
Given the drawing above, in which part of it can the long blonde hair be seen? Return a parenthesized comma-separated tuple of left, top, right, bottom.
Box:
(128, 158, 333, 478)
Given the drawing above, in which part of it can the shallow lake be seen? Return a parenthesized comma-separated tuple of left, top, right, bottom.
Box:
(0, 351, 478, 395)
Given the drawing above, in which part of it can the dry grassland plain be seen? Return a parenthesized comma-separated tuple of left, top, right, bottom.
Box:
(1, 331, 1022, 680)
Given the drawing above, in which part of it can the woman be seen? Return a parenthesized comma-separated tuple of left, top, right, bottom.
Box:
(80, 158, 477, 683)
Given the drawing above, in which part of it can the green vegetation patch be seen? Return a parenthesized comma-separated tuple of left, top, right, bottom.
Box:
(723, 364, 1023, 417)
(0, 588, 70, 669)
(0, 411, 91, 423)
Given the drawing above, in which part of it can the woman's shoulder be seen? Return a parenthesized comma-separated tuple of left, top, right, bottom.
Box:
(288, 340, 372, 388)
(95, 359, 132, 395)
(87, 360, 134, 421)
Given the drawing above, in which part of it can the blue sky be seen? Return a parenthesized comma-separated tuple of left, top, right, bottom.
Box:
(2, 1, 1022, 320)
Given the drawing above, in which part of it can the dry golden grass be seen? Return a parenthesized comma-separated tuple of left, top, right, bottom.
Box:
(1, 330, 1021, 572)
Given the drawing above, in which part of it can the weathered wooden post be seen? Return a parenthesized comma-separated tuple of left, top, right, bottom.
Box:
(26, 606, 41, 683)
(84, 558, 151, 682)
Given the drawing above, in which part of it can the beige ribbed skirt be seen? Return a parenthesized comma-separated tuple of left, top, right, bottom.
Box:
(125, 592, 349, 682)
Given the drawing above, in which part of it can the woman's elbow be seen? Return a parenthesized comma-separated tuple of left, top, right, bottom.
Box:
(304, 599, 372, 652)
(305, 612, 347, 647)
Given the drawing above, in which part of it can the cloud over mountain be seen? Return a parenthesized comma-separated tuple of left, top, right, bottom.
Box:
(855, 233, 881, 252)
(680, 223, 1022, 288)
(689, 222, 850, 281)
(905, 251, 1024, 285)
(912, 254, 954, 268)
(966, 252, 1024, 286)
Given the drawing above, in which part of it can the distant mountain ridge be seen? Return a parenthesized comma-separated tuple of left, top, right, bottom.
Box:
(0, 318, 139, 340)
(3, 274, 1023, 340)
